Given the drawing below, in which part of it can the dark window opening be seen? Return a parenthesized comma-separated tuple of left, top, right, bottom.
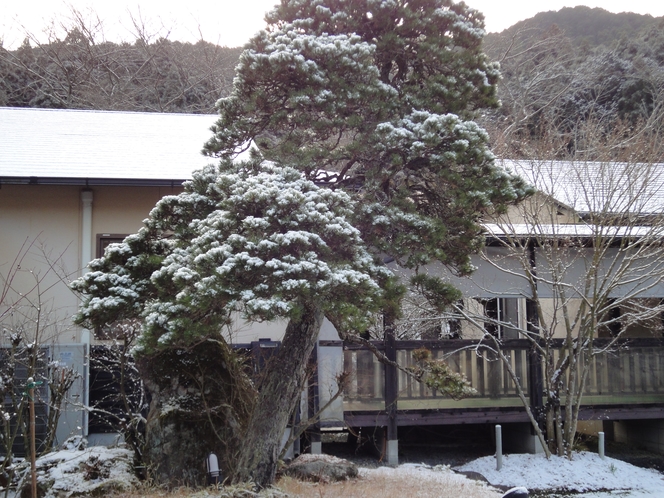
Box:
(480, 298, 521, 339)
(96, 233, 127, 258)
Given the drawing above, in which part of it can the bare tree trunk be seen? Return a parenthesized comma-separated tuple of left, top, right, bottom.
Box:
(233, 302, 324, 488)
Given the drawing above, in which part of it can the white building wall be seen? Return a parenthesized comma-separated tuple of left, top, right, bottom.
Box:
(0, 184, 82, 343)
(0, 184, 183, 344)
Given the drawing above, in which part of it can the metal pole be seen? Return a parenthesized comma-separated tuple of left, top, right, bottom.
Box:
(496, 424, 503, 471)
(598, 431, 605, 460)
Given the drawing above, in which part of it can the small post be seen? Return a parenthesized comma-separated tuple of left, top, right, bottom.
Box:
(206, 452, 220, 486)
(27, 377, 37, 498)
(496, 424, 503, 471)
(384, 313, 399, 466)
(598, 431, 605, 460)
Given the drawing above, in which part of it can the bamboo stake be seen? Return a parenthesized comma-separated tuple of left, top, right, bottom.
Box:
(26, 377, 40, 498)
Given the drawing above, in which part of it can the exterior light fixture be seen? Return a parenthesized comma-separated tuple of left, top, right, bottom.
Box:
(206, 452, 220, 485)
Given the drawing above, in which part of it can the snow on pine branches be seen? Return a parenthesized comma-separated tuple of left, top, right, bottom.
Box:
(72, 158, 394, 354)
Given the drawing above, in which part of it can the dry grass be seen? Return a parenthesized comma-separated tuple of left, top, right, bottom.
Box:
(277, 474, 500, 497)
(109, 467, 501, 498)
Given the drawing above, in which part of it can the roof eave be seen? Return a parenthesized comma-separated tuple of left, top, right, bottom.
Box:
(0, 176, 188, 187)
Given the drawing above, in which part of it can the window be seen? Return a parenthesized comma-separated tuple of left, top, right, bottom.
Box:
(95, 234, 127, 340)
(598, 298, 664, 338)
(96, 233, 126, 258)
(480, 298, 522, 339)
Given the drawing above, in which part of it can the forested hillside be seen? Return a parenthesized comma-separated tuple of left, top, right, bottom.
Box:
(481, 7, 664, 158)
(486, 6, 660, 47)
(0, 29, 241, 113)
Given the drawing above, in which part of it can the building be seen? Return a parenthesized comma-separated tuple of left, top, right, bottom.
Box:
(2, 107, 663, 460)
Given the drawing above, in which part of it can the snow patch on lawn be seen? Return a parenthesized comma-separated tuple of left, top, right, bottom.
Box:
(457, 451, 664, 494)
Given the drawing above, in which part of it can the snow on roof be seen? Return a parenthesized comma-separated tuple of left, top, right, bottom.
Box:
(482, 223, 658, 238)
(501, 159, 664, 215)
(0, 107, 218, 185)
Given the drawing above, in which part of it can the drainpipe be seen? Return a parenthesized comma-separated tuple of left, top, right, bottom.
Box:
(80, 189, 93, 340)
(80, 189, 93, 436)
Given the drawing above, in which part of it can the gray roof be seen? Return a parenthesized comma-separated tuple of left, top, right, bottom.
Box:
(0, 107, 218, 186)
(483, 223, 656, 238)
(501, 159, 664, 216)
(4, 107, 662, 212)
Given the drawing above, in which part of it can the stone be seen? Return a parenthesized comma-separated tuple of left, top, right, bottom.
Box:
(502, 487, 529, 498)
(283, 454, 358, 483)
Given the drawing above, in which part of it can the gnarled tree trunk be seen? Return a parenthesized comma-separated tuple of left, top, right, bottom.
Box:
(233, 302, 325, 488)
(137, 338, 255, 487)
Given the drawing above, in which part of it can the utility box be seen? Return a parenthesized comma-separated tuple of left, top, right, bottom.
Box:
(50, 344, 88, 446)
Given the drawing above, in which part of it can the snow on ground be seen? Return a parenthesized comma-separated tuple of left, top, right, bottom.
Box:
(457, 451, 664, 496)
(9, 446, 664, 497)
(32, 444, 138, 497)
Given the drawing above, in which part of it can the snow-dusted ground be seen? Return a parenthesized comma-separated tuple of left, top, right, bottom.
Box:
(7, 446, 664, 497)
(37, 445, 138, 496)
(5, 445, 139, 498)
(457, 451, 664, 497)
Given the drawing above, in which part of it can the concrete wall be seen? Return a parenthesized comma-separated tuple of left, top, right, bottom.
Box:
(91, 185, 181, 238)
(1, 185, 83, 343)
(51, 344, 88, 445)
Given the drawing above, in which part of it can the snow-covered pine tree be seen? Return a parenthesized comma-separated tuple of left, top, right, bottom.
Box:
(72, 159, 395, 485)
(74, 0, 532, 488)
(205, 0, 531, 280)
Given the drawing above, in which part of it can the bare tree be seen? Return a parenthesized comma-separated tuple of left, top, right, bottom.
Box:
(0, 238, 79, 494)
(458, 122, 664, 457)
(484, 26, 577, 140)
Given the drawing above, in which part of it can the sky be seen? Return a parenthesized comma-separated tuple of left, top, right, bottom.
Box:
(1, 0, 664, 49)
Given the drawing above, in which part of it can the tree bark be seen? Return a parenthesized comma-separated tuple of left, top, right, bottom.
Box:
(137, 338, 254, 487)
(233, 302, 325, 488)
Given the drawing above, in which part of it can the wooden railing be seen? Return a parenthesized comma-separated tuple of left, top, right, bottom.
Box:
(341, 339, 664, 413)
(562, 341, 664, 404)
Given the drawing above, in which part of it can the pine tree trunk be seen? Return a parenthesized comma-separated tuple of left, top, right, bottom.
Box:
(233, 302, 324, 488)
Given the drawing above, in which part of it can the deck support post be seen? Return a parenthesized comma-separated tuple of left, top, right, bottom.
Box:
(307, 345, 322, 454)
(384, 315, 398, 466)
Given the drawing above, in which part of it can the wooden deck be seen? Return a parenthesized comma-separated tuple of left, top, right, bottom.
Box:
(322, 338, 664, 427)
